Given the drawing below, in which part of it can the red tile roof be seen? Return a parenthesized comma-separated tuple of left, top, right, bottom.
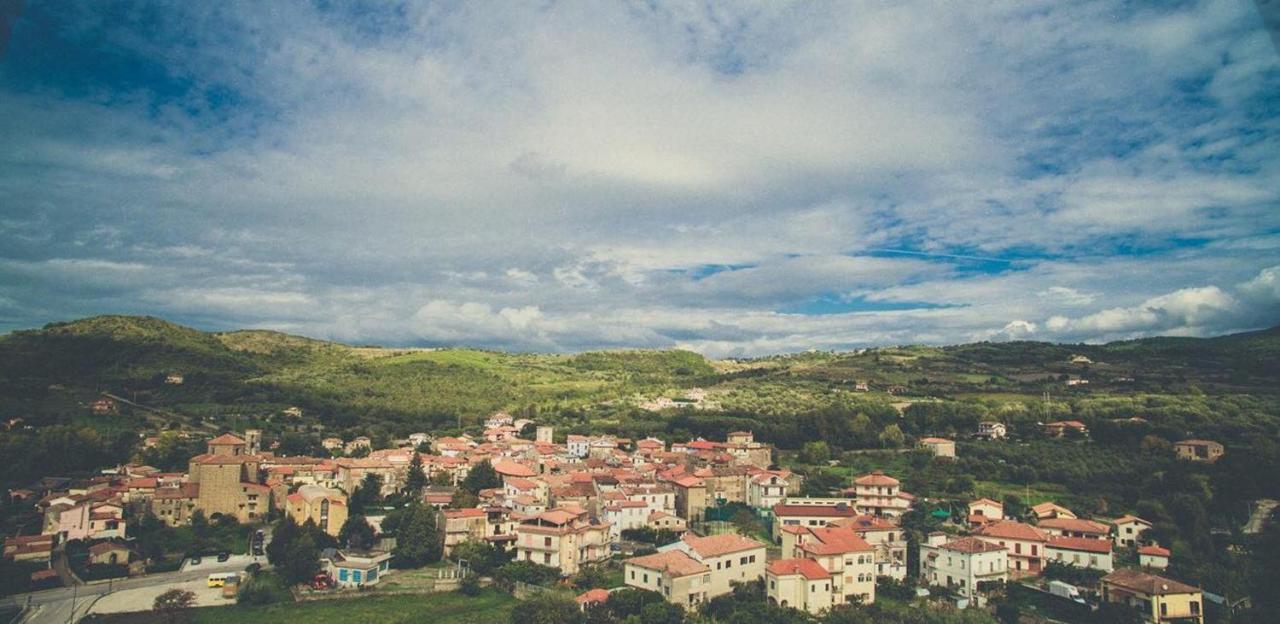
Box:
(772, 504, 858, 518)
(768, 558, 830, 580)
(974, 520, 1050, 542)
(208, 433, 247, 446)
(1103, 568, 1198, 595)
(682, 533, 766, 558)
(1138, 545, 1170, 557)
(854, 470, 899, 486)
(940, 536, 1006, 554)
(1049, 536, 1112, 554)
(625, 550, 709, 576)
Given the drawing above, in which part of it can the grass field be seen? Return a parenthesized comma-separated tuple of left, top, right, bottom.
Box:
(97, 589, 516, 624)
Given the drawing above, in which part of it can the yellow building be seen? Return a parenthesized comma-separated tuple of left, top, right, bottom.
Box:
(624, 533, 768, 610)
(767, 558, 834, 614)
(286, 485, 348, 537)
(1102, 568, 1203, 623)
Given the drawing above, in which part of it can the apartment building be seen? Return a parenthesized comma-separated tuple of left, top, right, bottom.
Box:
(848, 471, 912, 518)
(919, 533, 1008, 602)
(514, 507, 611, 575)
(766, 558, 834, 614)
(1046, 536, 1113, 572)
(1102, 568, 1203, 623)
(625, 533, 767, 609)
(972, 520, 1049, 577)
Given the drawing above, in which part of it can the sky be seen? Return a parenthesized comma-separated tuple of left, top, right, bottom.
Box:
(0, 1, 1278, 357)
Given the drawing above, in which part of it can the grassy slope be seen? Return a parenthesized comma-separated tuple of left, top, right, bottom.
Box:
(97, 590, 515, 624)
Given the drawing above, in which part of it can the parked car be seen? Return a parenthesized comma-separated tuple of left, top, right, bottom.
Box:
(217, 552, 231, 562)
(189, 555, 202, 566)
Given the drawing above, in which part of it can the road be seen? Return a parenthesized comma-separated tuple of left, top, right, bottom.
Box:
(3, 547, 270, 624)
(1243, 498, 1278, 534)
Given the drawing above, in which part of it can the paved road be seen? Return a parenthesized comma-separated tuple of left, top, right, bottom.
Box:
(2, 554, 270, 624)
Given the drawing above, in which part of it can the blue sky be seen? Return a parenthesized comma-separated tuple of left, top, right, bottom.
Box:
(1, 1, 1278, 356)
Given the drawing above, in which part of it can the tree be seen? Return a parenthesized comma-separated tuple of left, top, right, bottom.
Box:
(462, 460, 500, 494)
(879, 424, 905, 449)
(639, 601, 685, 624)
(338, 514, 376, 551)
(152, 589, 196, 624)
(800, 441, 831, 465)
(350, 473, 383, 514)
(510, 592, 584, 624)
(283, 533, 321, 584)
(605, 589, 667, 618)
(573, 564, 610, 590)
(493, 560, 560, 590)
(266, 515, 299, 566)
(392, 502, 441, 568)
(457, 572, 482, 596)
(403, 452, 427, 498)
(452, 539, 513, 575)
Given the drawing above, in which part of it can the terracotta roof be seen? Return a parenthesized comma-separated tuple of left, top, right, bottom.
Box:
(208, 433, 247, 445)
(89, 542, 129, 556)
(854, 470, 899, 486)
(576, 588, 611, 604)
(1049, 536, 1112, 554)
(682, 533, 765, 558)
(1138, 545, 1170, 557)
(671, 476, 704, 488)
(772, 504, 858, 518)
(625, 550, 709, 576)
(1103, 568, 1198, 595)
(153, 483, 199, 499)
(444, 508, 487, 519)
(831, 514, 898, 531)
(492, 459, 537, 478)
(1040, 518, 1110, 534)
(969, 498, 1002, 508)
(768, 558, 830, 580)
(799, 526, 874, 555)
(1112, 515, 1151, 526)
(940, 536, 1006, 554)
(919, 437, 954, 444)
(974, 520, 1050, 542)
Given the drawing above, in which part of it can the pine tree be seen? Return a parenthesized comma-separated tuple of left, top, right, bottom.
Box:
(392, 502, 441, 568)
(284, 533, 320, 584)
(266, 515, 299, 566)
(338, 514, 376, 550)
(403, 452, 427, 498)
(461, 460, 500, 494)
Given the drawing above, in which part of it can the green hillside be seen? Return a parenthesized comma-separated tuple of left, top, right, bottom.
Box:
(0, 315, 1276, 452)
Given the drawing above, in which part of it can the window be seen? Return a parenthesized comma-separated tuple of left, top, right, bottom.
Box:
(1191, 601, 1200, 615)
(543, 553, 551, 564)
(740, 556, 748, 565)
(631, 570, 635, 580)
(544, 537, 552, 547)
(750, 555, 757, 563)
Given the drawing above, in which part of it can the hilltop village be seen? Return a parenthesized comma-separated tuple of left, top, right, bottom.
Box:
(2, 411, 1225, 624)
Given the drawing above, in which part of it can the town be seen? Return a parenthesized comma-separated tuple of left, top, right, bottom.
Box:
(1, 408, 1243, 624)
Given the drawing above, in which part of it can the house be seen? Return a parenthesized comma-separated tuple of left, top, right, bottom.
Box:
(1038, 517, 1110, 540)
(1174, 440, 1224, 463)
(602, 500, 650, 540)
(783, 525, 877, 606)
(91, 397, 117, 414)
(1138, 545, 1170, 570)
(918, 437, 956, 458)
(625, 533, 767, 610)
(829, 514, 908, 580)
(747, 471, 790, 510)
(322, 549, 393, 588)
(972, 521, 1049, 577)
(286, 485, 348, 537)
(975, 421, 1007, 440)
(1101, 568, 1203, 623)
(576, 588, 610, 611)
(647, 511, 688, 533)
(1113, 515, 1153, 548)
(772, 502, 859, 542)
(919, 533, 1008, 604)
(849, 471, 912, 518)
(514, 507, 611, 575)
(1043, 421, 1088, 438)
(3, 534, 54, 563)
(1046, 536, 1113, 571)
(1030, 502, 1077, 521)
(766, 558, 833, 614)
(88, 541, 132, 566)
(967, 498, 1004, 527)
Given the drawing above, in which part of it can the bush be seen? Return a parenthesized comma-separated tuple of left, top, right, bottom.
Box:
(493, 561, 561, 590)
(79, 563, 129, 581)
(457, 573, 482, 596)
(237, 571, 291, 606)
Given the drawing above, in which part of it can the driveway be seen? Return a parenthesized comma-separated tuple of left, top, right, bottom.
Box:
(90, 578, 232, 615)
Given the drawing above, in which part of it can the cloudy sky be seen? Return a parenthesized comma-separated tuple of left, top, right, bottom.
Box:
(1, 1, 1278, 356)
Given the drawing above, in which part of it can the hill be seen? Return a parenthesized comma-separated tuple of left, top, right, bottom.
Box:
(0, 315, 1276, 450)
